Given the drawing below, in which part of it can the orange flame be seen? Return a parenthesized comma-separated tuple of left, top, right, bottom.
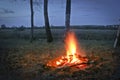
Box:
(65, 31, 79, 63)
(47, 31, 88, 68)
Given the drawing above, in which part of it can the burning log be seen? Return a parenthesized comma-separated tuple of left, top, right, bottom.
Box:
(47, 55, 95, 70)
(46, 31, 91, 69)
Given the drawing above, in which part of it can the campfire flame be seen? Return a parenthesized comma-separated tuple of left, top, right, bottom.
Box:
(47, 31, 88, 69)
(65, 31, 79, 63)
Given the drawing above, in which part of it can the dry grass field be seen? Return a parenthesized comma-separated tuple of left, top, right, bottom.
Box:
(0, 28, 119, 80)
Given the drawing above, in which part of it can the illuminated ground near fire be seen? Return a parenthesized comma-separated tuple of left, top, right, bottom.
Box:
(0, 29, 117, 80)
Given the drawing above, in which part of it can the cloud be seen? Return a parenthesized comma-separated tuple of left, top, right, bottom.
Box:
(0, 8, 15, 14)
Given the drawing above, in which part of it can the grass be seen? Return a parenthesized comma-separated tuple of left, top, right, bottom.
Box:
(0, 29, 116, 40)
(0, 28, 116, 80)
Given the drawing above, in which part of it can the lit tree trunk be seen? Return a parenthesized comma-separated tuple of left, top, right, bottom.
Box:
(30, 0, 34, 42)
(65, 0, 71, 33)
(44, 0, 53, 42)
(114, 26, 120, 48)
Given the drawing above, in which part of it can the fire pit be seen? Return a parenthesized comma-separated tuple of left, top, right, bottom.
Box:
(47, 31, 90, 69)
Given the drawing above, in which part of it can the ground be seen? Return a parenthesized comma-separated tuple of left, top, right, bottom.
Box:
(0, 28, 119, 80)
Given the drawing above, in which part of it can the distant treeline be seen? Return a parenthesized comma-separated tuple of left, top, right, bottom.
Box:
(50, 25, 119, 30)
(0, 24, 119, 30)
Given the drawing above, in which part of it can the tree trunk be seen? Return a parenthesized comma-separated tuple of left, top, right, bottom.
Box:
(44, 0, 53, 42)
(114, 26, 120, 48)
(65, 0, 71, 33)
(30, 0, 34, 43)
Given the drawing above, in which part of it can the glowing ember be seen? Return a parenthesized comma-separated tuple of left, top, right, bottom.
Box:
(47, 31, 88, 69)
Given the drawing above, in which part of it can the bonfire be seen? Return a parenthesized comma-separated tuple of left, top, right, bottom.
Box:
(47, 31, 89, 69)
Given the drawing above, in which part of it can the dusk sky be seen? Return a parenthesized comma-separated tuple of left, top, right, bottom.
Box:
(0, 0, 120, 27)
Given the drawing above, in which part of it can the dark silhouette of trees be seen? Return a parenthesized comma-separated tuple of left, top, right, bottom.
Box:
(1, 24, 7, 29)
(44, 0, 53, 42)
(30, 0, 34, 43)
(12, 0, 35, 42)
(13, 0, 53, 42)
(65, 0, 71, 33)
(18, 25, 25, 31)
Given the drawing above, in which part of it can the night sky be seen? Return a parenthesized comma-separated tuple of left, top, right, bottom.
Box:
(0, 0, 120, 27)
